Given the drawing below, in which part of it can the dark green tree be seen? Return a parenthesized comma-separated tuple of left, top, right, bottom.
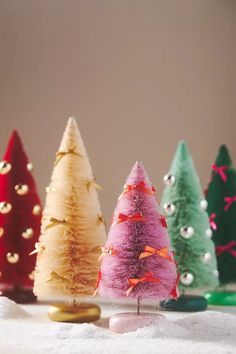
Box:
(206, 145, 236, 285)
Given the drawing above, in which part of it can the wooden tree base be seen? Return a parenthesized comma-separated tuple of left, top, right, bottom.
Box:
(160, 295, 207, 312)
(48, 303, 101, 322)
(205, 291, 236, 306)
(0, 287, 37, 304)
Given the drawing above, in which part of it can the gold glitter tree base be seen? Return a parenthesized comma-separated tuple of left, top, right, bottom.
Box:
(48, 303, 101, 322)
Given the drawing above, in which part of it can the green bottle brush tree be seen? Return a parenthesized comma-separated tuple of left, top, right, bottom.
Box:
(160, 141, 219, 312)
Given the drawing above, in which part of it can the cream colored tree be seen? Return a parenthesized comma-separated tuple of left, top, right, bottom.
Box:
(33, 117, 106, 322)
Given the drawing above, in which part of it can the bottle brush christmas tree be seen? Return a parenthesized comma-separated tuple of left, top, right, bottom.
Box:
(205, 145, 236, 305)
(96, 161, 178, 333)
(33, 117, 106, 322)
(160, 141, 219, 312)
(0, 130, 42, 303)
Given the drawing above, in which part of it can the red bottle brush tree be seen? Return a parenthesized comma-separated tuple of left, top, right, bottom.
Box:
(0, 130, 42, 303)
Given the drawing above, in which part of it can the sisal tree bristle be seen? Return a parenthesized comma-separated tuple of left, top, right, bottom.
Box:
(0, 130, 41, 288)
(161, 141, 219, 291)
(206, 144, 236, 285)
(98, 161, 178, 300)
(33, 117, 106, 299)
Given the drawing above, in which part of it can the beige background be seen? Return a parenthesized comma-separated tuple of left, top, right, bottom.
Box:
(0, 0, 236, 221)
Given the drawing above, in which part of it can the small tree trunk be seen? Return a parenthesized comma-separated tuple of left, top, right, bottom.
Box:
(137, 298, 140, 315)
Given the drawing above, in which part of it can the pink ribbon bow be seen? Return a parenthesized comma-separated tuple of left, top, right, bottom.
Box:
(211, 164, 228, 183)
(216, 241, 236, 257)
(224, 196, 236, 211)
(209, 213, 217, 230)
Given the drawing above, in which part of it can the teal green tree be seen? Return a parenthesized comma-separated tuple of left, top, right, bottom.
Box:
(161, 142, 218, 307)
(206, 145, 236, 285)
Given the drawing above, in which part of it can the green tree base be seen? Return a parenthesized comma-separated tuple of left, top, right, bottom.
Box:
(205, 290, 236, 306)
(160, 295, 207, 312)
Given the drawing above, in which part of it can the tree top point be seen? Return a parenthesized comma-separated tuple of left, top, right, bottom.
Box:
(67, 116, 77, 125)
(216, 144, 232, 167)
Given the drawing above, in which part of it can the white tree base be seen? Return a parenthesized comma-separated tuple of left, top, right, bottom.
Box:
(109, 312, 164, 333)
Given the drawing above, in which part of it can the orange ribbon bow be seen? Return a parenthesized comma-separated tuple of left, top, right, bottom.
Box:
(126, 271, 160, 296)
(93, 270, 102, 296)
(112, 212, 144, 227)
(98, 245, 117, 262)
(118, 181, 155, 200)
(139, 246, 173, 262)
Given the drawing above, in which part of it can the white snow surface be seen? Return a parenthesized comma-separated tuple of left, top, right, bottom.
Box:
(0, 297, 30, 319)
(0, 297, 235, 354)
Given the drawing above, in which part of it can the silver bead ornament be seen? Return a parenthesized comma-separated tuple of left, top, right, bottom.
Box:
(6, 252, 19, 264)
(200, 199, 208, 211)
(32, 205, 41, 215)
(180, 272, 194, 286)
(15, 184, 29, 196)
(27, 162, 33, 171)
(205, 228, 213, 238)
(202, 252, 212, 264)
(164, 203, 175, 216)
(163, 174, 176, 186)
(0, 161, 12, 175)
(22, 228, 34, 239)
(180, 226, 194, 239)
(0, 202, 12, 214)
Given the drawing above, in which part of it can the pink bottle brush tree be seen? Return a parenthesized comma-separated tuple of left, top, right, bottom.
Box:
(96, 162, 178, 333)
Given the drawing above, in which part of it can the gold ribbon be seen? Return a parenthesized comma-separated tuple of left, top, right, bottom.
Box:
(98, 245, 117, 262)
(45, 217, 70, 230)
(86, 178, 102, 192)
(46, 270, 70, 283)
(29, 242, 45, 256)
(97, 214, 106, 226)
(54, 148, 82, 166)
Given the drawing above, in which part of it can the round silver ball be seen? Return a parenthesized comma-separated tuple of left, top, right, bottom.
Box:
(32, 204, 41, 215)
(205, 228, 213, 238)
(180, 226, 194, 239)
(180, 272, 194, 286)
(164, 203, 175, 216)
(22, 228, 34, 239)
(0, 202, 12, 214)
(15, 184, 29, 196)
(163, 174, 176, 186)
(202, 252, 212, 264)
(27, 162, 33, 171)
(200, 199, 208, 211)
(0, 161, 12, 175)
(6, 252, 19, 264)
